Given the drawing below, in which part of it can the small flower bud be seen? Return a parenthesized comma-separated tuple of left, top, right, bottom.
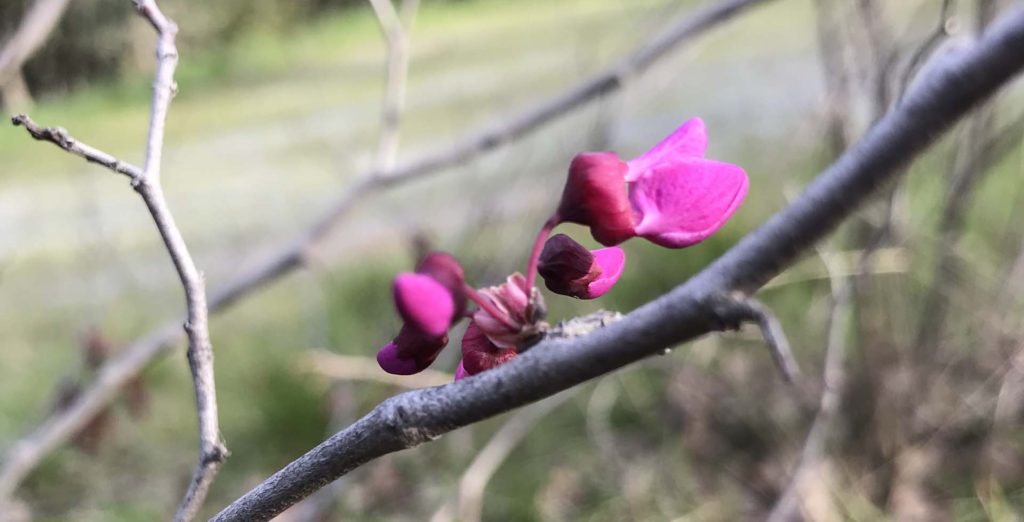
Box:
(461, 322, 517, 376)
(538, 234, 625, 299)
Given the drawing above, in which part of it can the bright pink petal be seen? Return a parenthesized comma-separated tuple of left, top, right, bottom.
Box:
(629, 157, 748, 248)
(393, 273, 455, 337)
(454, 361, 468, 381)
(626, 117, 707, 182)
(376, 342, 421, 375)
(586, 247, 625, 298)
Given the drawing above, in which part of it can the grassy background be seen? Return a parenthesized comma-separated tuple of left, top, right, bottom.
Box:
(2, 0, 1024, 519)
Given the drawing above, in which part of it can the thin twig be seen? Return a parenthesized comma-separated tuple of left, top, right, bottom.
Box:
(121, 2, 228, 519)
(366, 0, 419, 173)
(213, 9, 1024, 519)
(10, 115, 142, 179)
(766, 244, 853, 522)
(430, 391, 577, 522)
(11, 1, 226, 519)
(709, 294, 802, 383)
(0, 0, 771, 502)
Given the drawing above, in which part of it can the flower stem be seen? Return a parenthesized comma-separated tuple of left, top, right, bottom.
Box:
(463, 284, 520, 331)
(524, 214, 559, 292)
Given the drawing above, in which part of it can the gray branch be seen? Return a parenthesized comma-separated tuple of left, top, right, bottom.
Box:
(0, 0, 770, 502)
(213, 7, 1024, 520)
(708, 294, 802, 382)
(6, 1, 227, 520)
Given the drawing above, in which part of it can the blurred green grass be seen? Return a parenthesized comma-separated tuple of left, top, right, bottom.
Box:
(2, 0, 1024, 519)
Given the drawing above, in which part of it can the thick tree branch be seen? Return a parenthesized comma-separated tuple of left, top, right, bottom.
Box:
(0, 0, 770, 502)
(213, 7, 1024, 520)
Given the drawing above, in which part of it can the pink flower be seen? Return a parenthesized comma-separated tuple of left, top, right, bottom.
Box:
(537, 234, 625, 299)
(377, 253, 467, 375)
(471, 273, 545, 349)
(555, 117, 748, 248)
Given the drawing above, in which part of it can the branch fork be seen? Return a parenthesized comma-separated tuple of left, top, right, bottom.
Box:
(707, 293, 802, 382)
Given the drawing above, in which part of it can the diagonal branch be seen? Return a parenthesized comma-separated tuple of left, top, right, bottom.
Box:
(0, 0, 773, 503)
(213, 7, 1024, 520)
(10, 114, 142, 179)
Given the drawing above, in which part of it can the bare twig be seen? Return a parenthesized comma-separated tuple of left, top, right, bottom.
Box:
(304, 350, 452, 388)
(8, 1, 226, 519)
(213, 9, 1024, 519)
(910, 0, 999, 362)
(709, 294, 802, 383)
(124, 2, 227, 519)
(10, 115, 142, 179)
(0, 0, 71, 108)
(366, 0, 419, 173)
(0, 0, 771, 502)
(895, 0, 955, 101)
(766, 245, 853, 522)
(430, 391, 577, 522)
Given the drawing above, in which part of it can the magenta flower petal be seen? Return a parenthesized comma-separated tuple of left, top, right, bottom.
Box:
(454, 361, 468, 381)
(629, 157, 748, 248)
(586, 246, 625, 298)
(377, 325, 449, 375)
(625, 117, 707, 182)
(393, 273, 455, 337)
(376, 341, 422, 375)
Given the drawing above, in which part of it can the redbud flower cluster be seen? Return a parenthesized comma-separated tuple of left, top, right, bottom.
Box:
(377, 117, 748, 380)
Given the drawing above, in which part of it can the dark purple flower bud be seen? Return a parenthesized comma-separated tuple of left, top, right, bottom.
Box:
(377, 324, 449, 375)
(538, 234, 625, 299)
(460, 322, 517, 377)
(556, 152, 637, 246)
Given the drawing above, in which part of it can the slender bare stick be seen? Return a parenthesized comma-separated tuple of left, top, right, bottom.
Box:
(367, 0, 419, 173)
(214, 9, 1024, 519)
(9, 1, 225, 519)
(0, 0, 71, 108)
(430, 391, 576, 522)
(10, 115, 142, 179)
(766, 244, 852, 522)
(0, 0, 771, 503)
(122, 2, 228, 520)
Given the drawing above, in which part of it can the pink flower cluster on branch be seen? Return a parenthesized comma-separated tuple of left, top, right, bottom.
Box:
(377, 117, 748, 380)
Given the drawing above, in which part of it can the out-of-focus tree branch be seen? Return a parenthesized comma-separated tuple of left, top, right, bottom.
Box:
(0, 0, 70, 109)
(0, 0, 773, 504)
(367, 0, 419, 173)
(212, 8, 1024, 520)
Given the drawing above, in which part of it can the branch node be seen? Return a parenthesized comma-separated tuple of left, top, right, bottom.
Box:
(708, 293, 802, 383)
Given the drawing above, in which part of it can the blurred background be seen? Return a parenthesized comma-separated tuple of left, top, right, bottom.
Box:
(2, 0, 1024, 520)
